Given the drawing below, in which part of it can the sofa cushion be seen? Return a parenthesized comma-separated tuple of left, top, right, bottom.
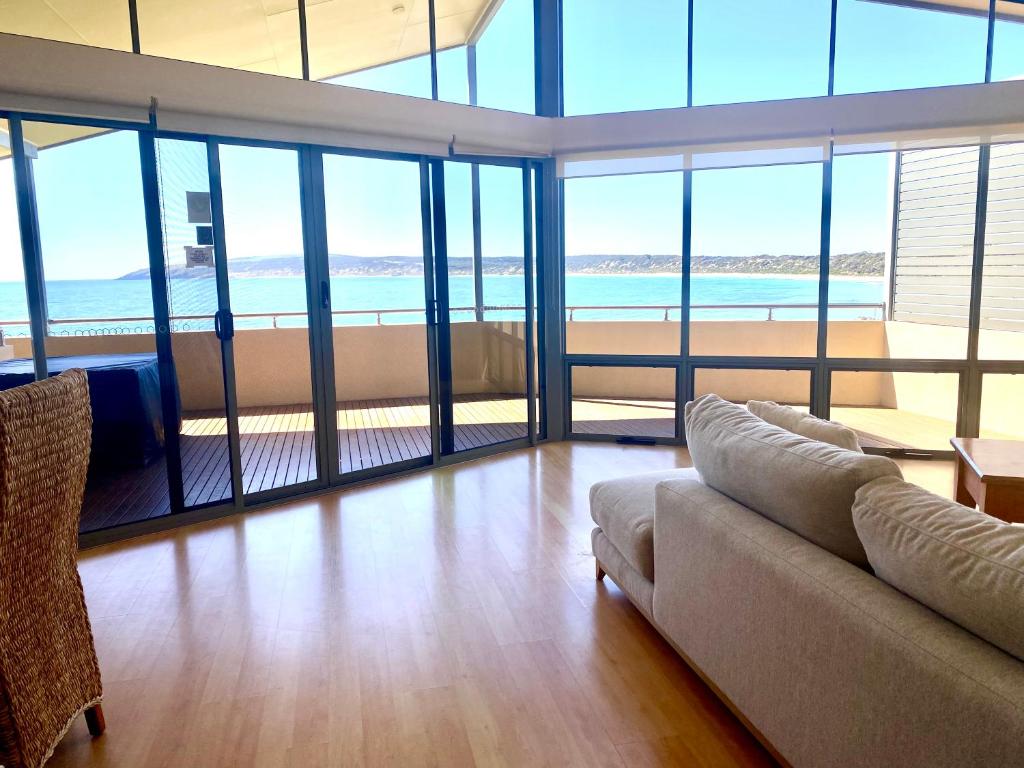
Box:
(854, 476, 1024, 662)
(748, 399, 862, 452)
(683, 394, 902, 567)
(590, 468, 699, 581)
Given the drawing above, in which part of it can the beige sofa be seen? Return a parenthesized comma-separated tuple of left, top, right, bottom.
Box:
(591, 395, 1024, 768)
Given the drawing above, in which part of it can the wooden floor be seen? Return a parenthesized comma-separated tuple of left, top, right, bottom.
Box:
(338, 395, 529, 473)
(80, 396, 529, 533)
(572, 398, 677, 438)
(79, 397, 964, 533)
(58, 444, 954, 767)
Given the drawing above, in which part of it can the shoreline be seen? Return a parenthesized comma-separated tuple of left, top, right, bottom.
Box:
(7, 272, 885, 285)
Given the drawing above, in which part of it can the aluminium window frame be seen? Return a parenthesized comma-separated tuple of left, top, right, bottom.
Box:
(1, 108, 548, 548)
(554, 0, 1019, 459)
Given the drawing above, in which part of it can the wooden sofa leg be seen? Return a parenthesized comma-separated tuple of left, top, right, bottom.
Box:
(85, 704, 106, 737)
(595, 560, 605, 581)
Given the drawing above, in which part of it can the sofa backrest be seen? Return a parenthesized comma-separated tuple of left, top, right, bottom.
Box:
(683, 394, 902, 568)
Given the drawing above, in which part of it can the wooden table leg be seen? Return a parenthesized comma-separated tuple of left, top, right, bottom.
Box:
(954, 454, 976, 508)
(975, 484, 1024, 523)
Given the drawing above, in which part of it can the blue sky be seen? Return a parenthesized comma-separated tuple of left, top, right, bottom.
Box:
(1, 0, 1023, 282)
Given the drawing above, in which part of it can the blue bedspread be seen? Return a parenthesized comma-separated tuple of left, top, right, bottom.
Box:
(0, 353, 181, 469)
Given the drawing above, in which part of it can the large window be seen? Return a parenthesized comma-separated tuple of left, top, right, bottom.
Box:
(981, 374, 1024, 440)
(830, 370, 960, 452)
(979, 142, 1024, 361)
(889, 146, 976, 360)
(218, 144, 319, 495)
(826, 153, 892, 358)
(444, 161, 531, 450)
(138, 1, 302, 77)
(563, 172, 683, 356)
(693, 368, 811, 411)
(475, 0, 535, 113)
(0, 119, 31, 363)
(154, 137, 234, 509)
(27, 123, 171, 532)
(562, 0, 688, 115)
(833, 0, 988, 94)
(692, 0, 831, 106)
(992, 2, 1024, 83)
(690, 163, 823, 358)
(310, 1, 432, 96)
(435, 0, 535, 112)
(571, 365, 677, 438)
(323, 154, 432, 473)
(0, 1, 133, 51)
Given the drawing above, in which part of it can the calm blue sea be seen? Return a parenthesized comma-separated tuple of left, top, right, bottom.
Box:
(0, 275, 884, 337)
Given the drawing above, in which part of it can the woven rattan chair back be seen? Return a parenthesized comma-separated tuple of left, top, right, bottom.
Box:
(0, 369, 104, 768)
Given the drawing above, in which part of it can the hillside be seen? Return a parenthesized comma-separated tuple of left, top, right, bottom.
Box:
(120, 251, 884, 279)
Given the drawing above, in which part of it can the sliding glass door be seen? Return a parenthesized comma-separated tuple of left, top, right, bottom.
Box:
(152, 139, 323, 509)
(315, 155, 539, 475)
(23, 122, 175, 532)
(216, 144, 321, 498)
(432, 159, 536, 455)
(154, 137, 238, 510)
(6, 116, 542, 536)
(322, 153, 436, 477)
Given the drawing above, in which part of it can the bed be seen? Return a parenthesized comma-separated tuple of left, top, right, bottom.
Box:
(0, 353, 180, 470)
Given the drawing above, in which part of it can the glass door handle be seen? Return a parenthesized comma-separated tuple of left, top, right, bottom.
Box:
(320, 280, 330, 310)
(214, 309, 234, 340)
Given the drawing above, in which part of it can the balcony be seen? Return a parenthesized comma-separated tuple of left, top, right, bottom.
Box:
(5, 302, 1021, 532)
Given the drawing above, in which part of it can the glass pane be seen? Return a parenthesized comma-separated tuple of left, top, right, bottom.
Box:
(690, 164, 822, 357)
(571, 366, 676, 438)
(138, 0, 302, 77)
(692, 0, 831, 106)
(475, 0, 535, 113)
(310, 0, 432, 97)
(443, 161, 476, 324)
(437, 45, 469, 104)
(834, 0, 987, 95)
(0, 1, 132, 51)
(885, 146, 976, 360)
(979, 142, 1024, 360)
(562, 0, 687, 115)
(992, 2, 1024, 84)
(444, 161, 530, 451)
(693, 369, 811, 410)
(27, 123, 172, 532)
(830, 370, 959, 451)
(323, 154, 432, 473)
(827, 152, 893, 357)
(980, 373, 1024, 440)
(155, 138, 233, 508)
(219, 144, 318, 494)
(0, 119, 32, 363)
(564, 173, 683, 355)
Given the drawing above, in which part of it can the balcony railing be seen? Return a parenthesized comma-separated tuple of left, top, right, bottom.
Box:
(0, 302, 886, 336)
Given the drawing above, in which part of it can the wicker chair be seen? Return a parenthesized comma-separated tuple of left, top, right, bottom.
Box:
(0, 369, 105, 768)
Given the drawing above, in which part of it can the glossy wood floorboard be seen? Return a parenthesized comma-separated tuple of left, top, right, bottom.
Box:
(58, 443, 955, 767)
(55, 442, 785, 768)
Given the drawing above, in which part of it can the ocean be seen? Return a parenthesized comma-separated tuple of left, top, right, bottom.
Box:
(0, 274, 885, 337)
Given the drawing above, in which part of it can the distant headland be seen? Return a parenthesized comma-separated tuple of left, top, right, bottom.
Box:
(119, 252, 884, 280)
